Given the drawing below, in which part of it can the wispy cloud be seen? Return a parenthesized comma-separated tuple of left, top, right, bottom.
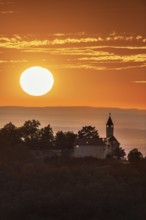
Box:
(0, 33, 146, 71)
(48, 63, 106, 71)
(133, 81, 146, 84)
(0, 37, 98, 49)
(78, 54, 146, 63)
(0, 33, 146, 49)
(52, 37, 98, 45)
(0, 59, 28, 63)
(0, 0, 15, 14)
(1, 10, 14, 14)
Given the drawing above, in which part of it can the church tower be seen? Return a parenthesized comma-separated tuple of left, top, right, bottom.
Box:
(106, 113, 114, 138)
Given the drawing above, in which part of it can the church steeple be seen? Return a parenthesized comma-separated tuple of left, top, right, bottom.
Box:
(106, 113, 114, 138)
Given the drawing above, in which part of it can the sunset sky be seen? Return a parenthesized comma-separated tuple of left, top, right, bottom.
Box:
(0, 0, 146, 109)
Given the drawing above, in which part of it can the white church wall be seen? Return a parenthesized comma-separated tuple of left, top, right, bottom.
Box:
(73, 145, 107, 159)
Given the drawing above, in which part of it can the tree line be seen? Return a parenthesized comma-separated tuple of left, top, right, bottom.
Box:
(0, 119, 144, 162)
(0, 120, 76, 150)
(0, 120, 104, 150)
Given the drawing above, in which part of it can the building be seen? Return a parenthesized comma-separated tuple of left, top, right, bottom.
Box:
(73, 114, 120, 159)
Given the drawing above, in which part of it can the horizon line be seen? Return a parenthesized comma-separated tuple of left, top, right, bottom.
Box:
(0, 105, 146, 111)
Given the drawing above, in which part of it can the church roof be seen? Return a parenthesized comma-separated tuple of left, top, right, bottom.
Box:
(106, 114, 113, 126)
(106, 136, 120, 144)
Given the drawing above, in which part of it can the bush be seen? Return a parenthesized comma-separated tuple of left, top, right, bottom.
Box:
(128, 148, 143, 163)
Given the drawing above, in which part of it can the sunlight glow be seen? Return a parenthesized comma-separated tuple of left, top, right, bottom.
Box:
(20, 66, 54, 96)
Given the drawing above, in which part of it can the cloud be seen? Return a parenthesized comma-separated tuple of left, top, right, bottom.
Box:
(78, 54, 146, 63)
(133, 81, 146, 84)
(0, 33, 146, 49)
(0, 1, 15, 13)
(0, 59, 28, 63)
(0, 37, 49, 49)
(1, 10, 14, 14)
(52, 37, 98, 45)
(0, 36, 98, 49)
(0, 33, 146, 71)
(47, 63, 106, 71)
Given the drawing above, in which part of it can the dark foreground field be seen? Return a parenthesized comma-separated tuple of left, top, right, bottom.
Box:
(0, 147, 146, 220)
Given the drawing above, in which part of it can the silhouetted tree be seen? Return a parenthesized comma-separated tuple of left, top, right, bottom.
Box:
(39, 124, 54, 149)
(55, 131, 76, 149)
(78, 126, 99, 139)
(65, 131, 77, 148)
(20, 120, 41, 149)
(114, 146, 126, 159)
(128, 148, 143, 163)
(0, 122, 21, 146)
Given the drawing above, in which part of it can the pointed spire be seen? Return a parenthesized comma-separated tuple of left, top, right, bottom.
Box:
(106, 113, 113, 126)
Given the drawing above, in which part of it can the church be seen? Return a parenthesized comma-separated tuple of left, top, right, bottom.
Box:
(73, 114, 120, 159)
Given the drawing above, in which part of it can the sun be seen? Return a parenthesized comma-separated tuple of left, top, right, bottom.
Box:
(20, 66, 54, 96)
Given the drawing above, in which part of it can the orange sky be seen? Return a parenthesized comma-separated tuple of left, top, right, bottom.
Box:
(0, 0, 146, 109)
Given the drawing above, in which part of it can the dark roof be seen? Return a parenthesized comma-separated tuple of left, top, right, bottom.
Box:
(106, 114, 113, 126)
(106, 136, 120, 144)
(75, 137, 106, 146)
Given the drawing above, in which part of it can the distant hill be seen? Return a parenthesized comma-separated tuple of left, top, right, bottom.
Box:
(0, 106, 146, 155)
